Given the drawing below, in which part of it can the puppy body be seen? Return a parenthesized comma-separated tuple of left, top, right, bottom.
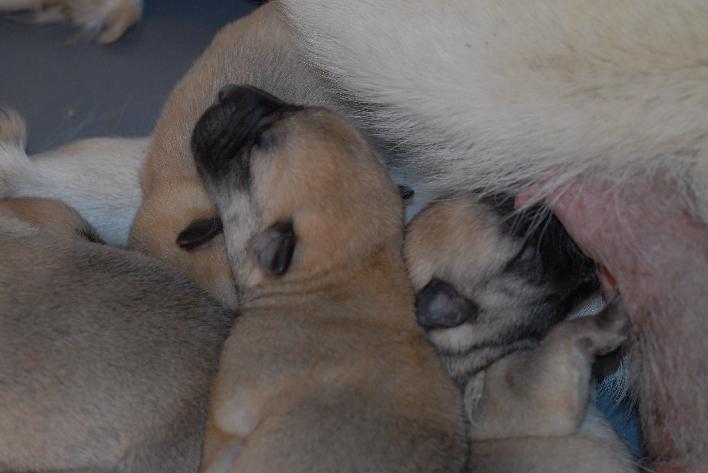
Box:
(0, 196, 234, 473)
(467, 307, 635, 473)
(0, 0, 142, 43)
(405, 197, 634, 472)
(193, 88, 466, 473)
(130, 2, 333, 308)
(0, 110, 147, 246)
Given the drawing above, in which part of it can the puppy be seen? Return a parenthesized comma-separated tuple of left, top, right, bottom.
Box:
(191, 85, 466, 473)
(0, 112, 234, 473)
(467, 302, 636, 473)
(405, 196, 635, 472)
(0, 108, 147, 246)
(405, 196, 599, 383)
(278, 2, 708, 469)
(0, 0, 142, 43)
(129, 1, 334, 309)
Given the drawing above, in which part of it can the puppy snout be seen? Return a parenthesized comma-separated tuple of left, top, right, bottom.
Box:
(415, 278, 479, 330)
(192, 85, 302, 186)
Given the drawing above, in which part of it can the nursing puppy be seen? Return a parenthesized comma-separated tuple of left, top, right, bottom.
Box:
(0, 0, 142, 43)
(467, 303, 635, 473)
(129, 2, 334, 308)
(0, 128, 234, 473)
(192, 85, 466, 473)
(0, 109, 147, 246)
(277, 2, 708, 469)
(405, 197, 634, 472)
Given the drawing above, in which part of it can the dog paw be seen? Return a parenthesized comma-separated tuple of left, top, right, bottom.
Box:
(574, 297, 630, 358)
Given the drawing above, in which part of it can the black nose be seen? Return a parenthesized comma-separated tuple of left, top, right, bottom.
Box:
(415, 278, 479, 330)
(191, 85, 302, 188)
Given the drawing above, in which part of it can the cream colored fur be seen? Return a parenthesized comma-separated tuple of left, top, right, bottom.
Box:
(0, 109, 147, 246)
(280, 0, 708, 220)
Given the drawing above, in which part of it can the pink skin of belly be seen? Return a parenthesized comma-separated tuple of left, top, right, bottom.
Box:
(518, 179, 708, 472)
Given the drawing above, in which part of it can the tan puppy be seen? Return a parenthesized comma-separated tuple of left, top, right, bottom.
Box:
(191, 86, 466, 473)
(467, 301, 635, 473)
(129, 2, 333, 309)
(0, 197, 235, 469)
(405, 197, 635, 472)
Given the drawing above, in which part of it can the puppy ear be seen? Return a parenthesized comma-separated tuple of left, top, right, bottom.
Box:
(415, 278, 479, 329)
(176, 217, 223, 250)
(251, 221, 296, 276)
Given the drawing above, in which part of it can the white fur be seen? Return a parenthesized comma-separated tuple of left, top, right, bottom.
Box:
(0, 109, 147, 246)
(280, 0, 708, 219)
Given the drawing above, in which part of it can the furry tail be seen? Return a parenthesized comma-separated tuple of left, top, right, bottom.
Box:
(0, 107, 32, 199)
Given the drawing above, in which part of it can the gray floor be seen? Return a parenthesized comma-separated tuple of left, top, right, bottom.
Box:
(0, 0, 255, 153)
(0, 0, 643, 460)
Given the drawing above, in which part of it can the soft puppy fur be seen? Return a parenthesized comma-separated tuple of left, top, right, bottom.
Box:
(0, 195, 234, 473)
(467, 302, 635, 473)
(405, 196, 634, 472)
(129, 2, 334, 309)
(0, 108, 147, 246)
(0, 0, 142, 43)
(0, 112, 234, 473)
(191, 86, 466, 473)
(405, 196, 599, 383)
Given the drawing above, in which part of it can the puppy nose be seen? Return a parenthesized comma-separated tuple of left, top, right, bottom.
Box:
(415, 278, 479, 329)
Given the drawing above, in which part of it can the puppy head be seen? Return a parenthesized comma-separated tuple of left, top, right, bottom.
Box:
(129, 181, 238, 309)
(192, 85, 402, 292)
(404, 196, 598, 369)
(0, 197, 103, 243)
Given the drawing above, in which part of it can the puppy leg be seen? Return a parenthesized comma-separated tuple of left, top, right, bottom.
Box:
(471, 300, 629, 440)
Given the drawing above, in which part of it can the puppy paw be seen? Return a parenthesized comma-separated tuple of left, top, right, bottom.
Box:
(573, 297, 630, 358)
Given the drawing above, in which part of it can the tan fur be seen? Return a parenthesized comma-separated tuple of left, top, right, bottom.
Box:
(404, 197, 635, 472)
(0, 196, 99, 241)
(0, 197, 234, 473)
(129, 3, 333, 308)
(193, 91, 466, 473)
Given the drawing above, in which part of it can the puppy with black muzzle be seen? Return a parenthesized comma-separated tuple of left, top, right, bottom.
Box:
(129, 2, 334, 309)
(0, 114, 235, 473)
(190, 85, 466, 473)
(405, 196, 636, 472)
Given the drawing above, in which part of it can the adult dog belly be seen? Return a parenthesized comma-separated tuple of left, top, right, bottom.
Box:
(546, 178, 708, 471)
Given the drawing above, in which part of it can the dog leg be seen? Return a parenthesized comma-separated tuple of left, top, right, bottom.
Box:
(470, 299, 629, 440)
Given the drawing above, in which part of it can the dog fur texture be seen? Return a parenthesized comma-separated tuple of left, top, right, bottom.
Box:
(129, 2, 334, 309)
(191, 86, 466, 473)
(0, 109, 147, 246)
(0, 0, 142, 43)
(277, 2, 708, 469)
(405, 196, 635, 472)
(0, 197, 235, 473)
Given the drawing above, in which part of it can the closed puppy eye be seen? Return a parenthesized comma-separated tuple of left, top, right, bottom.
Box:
(415, 278, 479, 329)
(176, 217, 224, 250)
(251, 221, 297, 277)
